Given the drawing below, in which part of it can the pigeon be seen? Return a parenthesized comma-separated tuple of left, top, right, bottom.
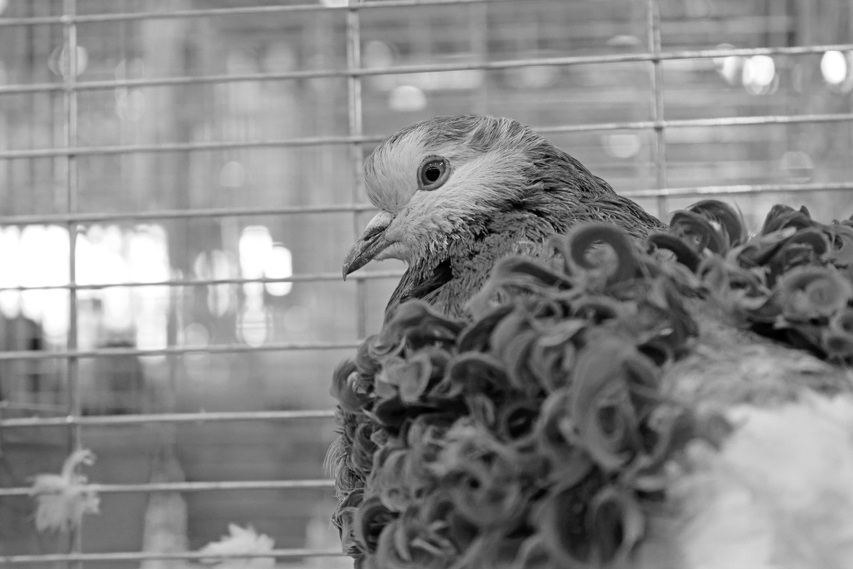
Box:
(330, 115, 853, 569)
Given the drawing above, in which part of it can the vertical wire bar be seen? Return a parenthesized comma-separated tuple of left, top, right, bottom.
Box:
(347, 0, 367, 339)
(843, 0, 853, 186)
(61, 0, 83, 565)
(469, 3, 489, 115)
(647, 0, 667, 218)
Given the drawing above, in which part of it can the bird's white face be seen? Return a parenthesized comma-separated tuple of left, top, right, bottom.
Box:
(343, 118, 533, 277)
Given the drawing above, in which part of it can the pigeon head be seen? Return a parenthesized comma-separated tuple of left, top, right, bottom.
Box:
(343, 115, 549, 277)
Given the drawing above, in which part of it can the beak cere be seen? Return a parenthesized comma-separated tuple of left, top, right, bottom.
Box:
(342, 211, 395, 279)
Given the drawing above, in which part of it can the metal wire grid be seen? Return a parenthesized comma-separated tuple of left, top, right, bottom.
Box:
(0, 0, 851, 565)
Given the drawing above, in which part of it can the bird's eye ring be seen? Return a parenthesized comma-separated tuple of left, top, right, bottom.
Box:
(417, 157, 451, 191)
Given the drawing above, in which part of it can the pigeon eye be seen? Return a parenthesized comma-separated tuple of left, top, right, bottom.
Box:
(418, 157, 450, 191)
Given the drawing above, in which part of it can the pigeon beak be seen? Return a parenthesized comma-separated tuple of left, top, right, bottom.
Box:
(342, 210, 395, 280)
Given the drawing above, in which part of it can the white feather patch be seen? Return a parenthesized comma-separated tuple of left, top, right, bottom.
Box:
(641, 393, 853, 569)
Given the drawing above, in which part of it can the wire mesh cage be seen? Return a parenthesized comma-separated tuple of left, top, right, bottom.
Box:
(0, 0, 851, 566)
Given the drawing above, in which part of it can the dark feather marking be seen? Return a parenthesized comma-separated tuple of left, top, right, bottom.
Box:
(386, 258, 454, 317)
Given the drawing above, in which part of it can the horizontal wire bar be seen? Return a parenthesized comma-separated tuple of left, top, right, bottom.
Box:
(0, 341, 361, 361)
(0, 0, 512, 27)
(0, 479, 334, 497)
(3, 111, 853, 161)
(537, 112, 853, 135)
(0, 203, 375, 225)
(0, 548, 345, 565)
(661, 112, 853, 128)
(1, 43, 851, 97)
(0, 269, 405, 292)
(622, 181, 853, 198)
(0, 134, 383, 159)
(0, 180, 848, 227)
(0, 409, 336, 429)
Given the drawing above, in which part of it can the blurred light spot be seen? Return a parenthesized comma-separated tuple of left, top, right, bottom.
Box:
(115, 89, 146, 122)
(129, 227, 169, 354)
(364, 41, 395, 68)
(99, 224, 123, 252)
(41, 289, 69, 343)
(780, 151, 814, 182)
(128, 226, 169, 284)
(319, 0, 347, 5)
(821, 51, 848, 85)
(19, 226, 70, 343)
(219, 161, 246, 188)
(75, 233, 99, 301)
(40, 225, 70, 344)
(239, 226, 273, 299)
(0, 0, 7, 15)
(86, 225, 133, 332)
(102, 287, 133, 333)
(192, 254, 207, 282)
(603, 133, 641, 159)
(48, 45, 88, 78)
(0, 226, 20, 319)
(718, 56, 742, 84)
(195, 250, 237, 317)
(238, 304, 271, 347)
(264, 245, 293, 296)
(712, 43, 735, 65)
(742, 55, 777, 95)
(2, 223, 171, 347)
(713, 44, 742, 85)
(389, 85, 426, 112)
(744, 56, 775, 86)
(1, 224, 173, 353)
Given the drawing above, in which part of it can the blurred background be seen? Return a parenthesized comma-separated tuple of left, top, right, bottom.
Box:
(0, 0, 851, 566)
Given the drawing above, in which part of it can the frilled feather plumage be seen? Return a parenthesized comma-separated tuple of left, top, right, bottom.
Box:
(330, 115, 853, 569)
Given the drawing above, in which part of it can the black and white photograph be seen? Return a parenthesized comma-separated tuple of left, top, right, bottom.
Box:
(1, 1, 852, 567)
